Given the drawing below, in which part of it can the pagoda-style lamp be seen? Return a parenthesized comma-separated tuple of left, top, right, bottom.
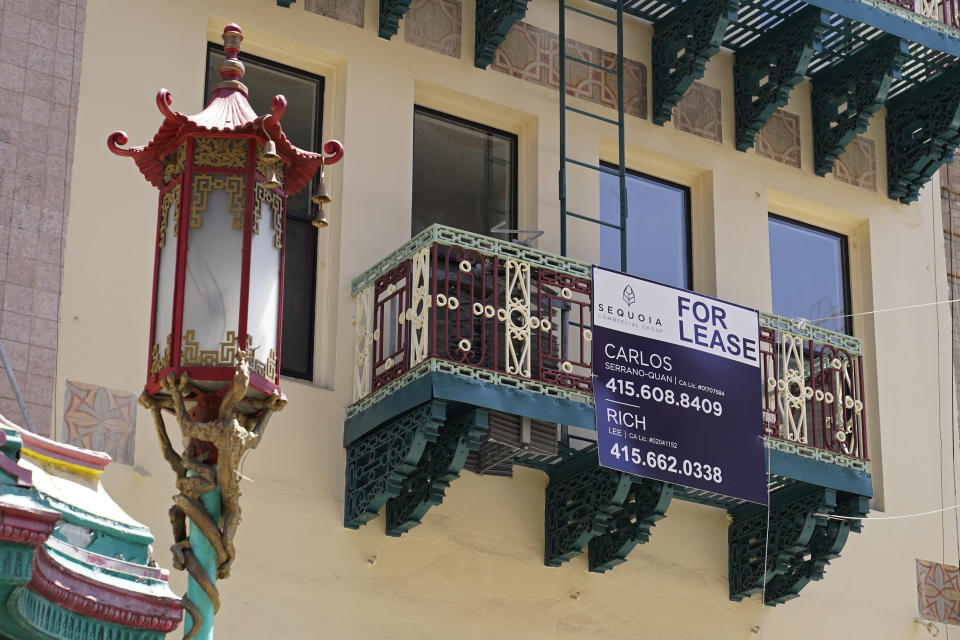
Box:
(108, 24, 342, 640)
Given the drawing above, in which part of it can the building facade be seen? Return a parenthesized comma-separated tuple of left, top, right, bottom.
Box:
(3, 0, 960, 636)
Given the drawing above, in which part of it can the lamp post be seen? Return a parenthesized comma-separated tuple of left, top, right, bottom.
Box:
(108, 24, 342, 640)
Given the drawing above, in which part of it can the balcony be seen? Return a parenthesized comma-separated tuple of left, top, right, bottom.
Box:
(343, 224, 871, 605)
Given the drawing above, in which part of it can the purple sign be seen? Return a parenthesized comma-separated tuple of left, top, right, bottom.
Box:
(592, 266, 767, 505)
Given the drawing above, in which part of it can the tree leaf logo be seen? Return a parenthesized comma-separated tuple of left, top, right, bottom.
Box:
(622, 285, 636, 306)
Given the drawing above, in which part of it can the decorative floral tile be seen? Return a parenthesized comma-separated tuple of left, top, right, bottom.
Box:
(61, 380, 137, 465)
(492, 21, 646, 120)
(755, 109, 802, 168)
(305, 0, 364, 27)
(672, 81, 722, 143)
(833, 135, 877, 191)
(917, 559, 960, 625)
(405, 0, 461, 58)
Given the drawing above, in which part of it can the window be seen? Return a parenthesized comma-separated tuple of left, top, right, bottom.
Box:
(205, 45, 324, 380)
(411, 107, 517, 237)
(768, 215, 852, 335)
(599, 169, 691, 289)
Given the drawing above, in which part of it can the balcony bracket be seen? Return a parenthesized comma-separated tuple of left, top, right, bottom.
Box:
(729, 485, 868, 605)
(886, 64, 960, 203)
(734, 7, 829, 152)
(652, 0, 739, 125)
(545, 447, 672, 571)
(379, 0, 414, 39)
(344, 400, 447, 529)
(475, 0, 531, 69)
(812, 35, 908, 177)
(385, 408, 489, 536)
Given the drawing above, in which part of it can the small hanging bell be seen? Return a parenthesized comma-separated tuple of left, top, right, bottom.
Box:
(262, 139, 280, 162)
(312, 204, 329, 229)
(311, 179, 332, 205)
(263, 171, 282, 190)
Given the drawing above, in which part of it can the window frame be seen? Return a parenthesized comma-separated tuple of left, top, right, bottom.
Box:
(204, 42, 325, 381)
(411, 105, 520, 239)
(599, 163, 694, 290)
(768, 213, 854, 336)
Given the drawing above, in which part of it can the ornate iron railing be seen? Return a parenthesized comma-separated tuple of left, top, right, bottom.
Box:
(759, 315, 868, 464)
(350, 224, 868, 465)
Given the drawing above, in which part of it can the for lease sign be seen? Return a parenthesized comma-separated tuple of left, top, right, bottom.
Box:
(592, 266, 767, 505)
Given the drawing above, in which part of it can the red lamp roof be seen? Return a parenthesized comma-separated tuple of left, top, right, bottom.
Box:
(107, 23, 342, 196)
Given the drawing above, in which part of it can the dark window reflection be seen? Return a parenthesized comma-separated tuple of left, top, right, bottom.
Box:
(769, 216, 851, 335)
(412, 107, 516, 237)
(599, 170, 691, 289)
(206, 46, 324, 380)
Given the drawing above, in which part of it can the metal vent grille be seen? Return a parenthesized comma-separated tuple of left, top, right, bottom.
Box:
(465, 411, 559, 477)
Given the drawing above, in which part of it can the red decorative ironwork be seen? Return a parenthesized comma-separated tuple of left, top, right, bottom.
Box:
(372, 261, 412, 390)
(368, 241, 595, 394)
(536, 269, 592, 393)
(759, 327, 868, 461)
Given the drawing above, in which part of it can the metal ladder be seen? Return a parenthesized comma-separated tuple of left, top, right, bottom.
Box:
(558, 0, 628, 269)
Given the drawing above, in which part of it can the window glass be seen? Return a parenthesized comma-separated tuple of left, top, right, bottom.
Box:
(206, 46, 324, 380)
(412, 107, 516, 237)
(768, 216, 851, 335)
(599, 170, 691, 289)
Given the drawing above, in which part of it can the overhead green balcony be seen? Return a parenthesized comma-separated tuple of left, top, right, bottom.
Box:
(343, 224, 871, 605)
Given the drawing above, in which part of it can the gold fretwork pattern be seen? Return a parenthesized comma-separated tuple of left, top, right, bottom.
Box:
(162, 144, 186, 184)
(159, 184, 181, 246)
(353, 286, 374, 401)
(409, 247, 431, 368)
(256, 144, 285, 183)
(253, 183, 283, 248)
(505, 258, 532, 377)
(180, 329, 277, 380)
(193, 137, 248, 168)
(251, 348, 278, 381)
(181, 330, 243, 366)
(190, 175, 245, 230)
(151, 334, 172, 375)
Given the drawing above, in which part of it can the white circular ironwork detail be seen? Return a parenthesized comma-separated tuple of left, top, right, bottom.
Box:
(436, 294, 447, 307)
(447, 297, 460, 310)
(832, 358, 843, 370)
(583, 328, 592, 341)
(459, 260, 471, 273)
(530, 317, 540, 330)
(561, 361, 574, 373)
(473, 302, 484, 316)
(824, 392, 834, 404)
(560, 287, 573, 300)
(497, 309, 508, 322)
(484, 305, 496, 318)
(458, 339, 471, 352)
(815, 389, 824, 401)
(542, 319, 553, 332)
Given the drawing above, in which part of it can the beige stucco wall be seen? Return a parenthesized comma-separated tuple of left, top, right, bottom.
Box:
(56, 0, 960, 637)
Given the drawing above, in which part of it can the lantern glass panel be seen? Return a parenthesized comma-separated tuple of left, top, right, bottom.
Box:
(181, 175, 246, 364)
(247, 188, 282, 373)
(152, 188, 179, 371)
